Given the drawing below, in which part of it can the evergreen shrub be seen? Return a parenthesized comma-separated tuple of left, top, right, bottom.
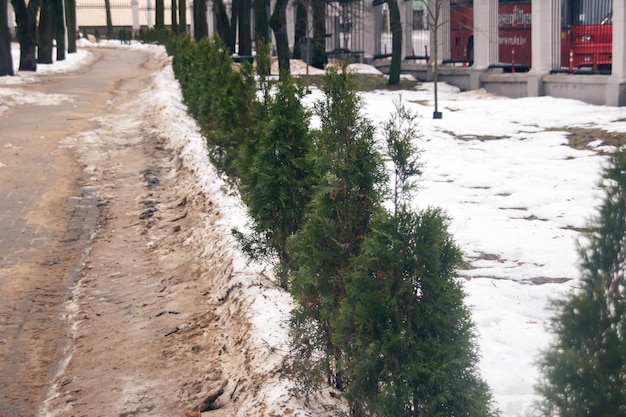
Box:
(235, 64, 314, 287)
(163, 40, 499, 417)
(536, 149, 626, 417)
(287, 64, 387, 392)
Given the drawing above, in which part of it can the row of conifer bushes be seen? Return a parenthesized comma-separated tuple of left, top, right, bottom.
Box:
(159, 32, 499, 417)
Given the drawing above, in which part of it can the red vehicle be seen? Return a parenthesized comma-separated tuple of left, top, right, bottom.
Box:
(561, 0, 612, 72)
(450, 1, 474, 64)
(497, 0, 532, 69)
(450, 0, 531, 71)
(450, 0, 613, 73)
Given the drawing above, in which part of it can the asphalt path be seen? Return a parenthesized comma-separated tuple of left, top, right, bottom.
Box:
(0, 48, 150, 417)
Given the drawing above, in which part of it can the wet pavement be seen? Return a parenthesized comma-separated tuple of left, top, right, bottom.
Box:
(0, 48, 147, 417)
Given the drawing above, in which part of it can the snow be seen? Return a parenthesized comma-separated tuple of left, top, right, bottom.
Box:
(5, 39, 626, 416)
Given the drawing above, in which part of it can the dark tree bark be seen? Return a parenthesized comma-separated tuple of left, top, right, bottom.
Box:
(212, 0, 230, 44)
(269, 0, 289, 75)
(253, 0, 268, 46)
(12, 0, 40, 71)
(178, 0, 186, 33)
(38, 0, 55, 64)
(429, 0, 442, 116)
(104, 0, 113, 36)
(171, 0, 178, 33)
(155, 0, 164, 28)
(65, 0, 76, 53)
(193, 0, 207, 40)
(54, 0, 65, 61)
(228, 0, 238, 53)
(387, 0, 401, 85)
(292, 0, 306, 59)
(311, 0, 325, 68)
(238, 0, 251, 55)
(0, 0, 14, 76)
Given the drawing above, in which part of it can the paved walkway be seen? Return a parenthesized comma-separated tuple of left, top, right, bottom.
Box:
(0, 48, 149, 417)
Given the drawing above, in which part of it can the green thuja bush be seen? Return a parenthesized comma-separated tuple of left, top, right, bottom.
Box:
(170, 36, 228, 128)
(535, 149, 626, 417)
(287, 64, 387, 392)
(336, 206, 498, 417)
(289, 95, 499, 417)
(331, 100, 498, 417)
(205, 58, 255, 179)
(178, 36, 223, 126)
(235, 44, 314, 287)
(170, 35, 195, 96)
(164, 38, 498, 417)
(169, 35, 255, 178)
(138, 28, 173, 45)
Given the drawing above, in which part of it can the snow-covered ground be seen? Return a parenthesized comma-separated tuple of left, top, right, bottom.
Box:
(4, 40, 626, 417)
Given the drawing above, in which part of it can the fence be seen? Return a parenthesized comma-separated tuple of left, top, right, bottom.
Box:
(325, 0, 365, 62)
(76, 0, 187, 32)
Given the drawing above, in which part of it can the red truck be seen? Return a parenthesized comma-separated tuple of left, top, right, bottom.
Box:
(449, 0, 612, 73)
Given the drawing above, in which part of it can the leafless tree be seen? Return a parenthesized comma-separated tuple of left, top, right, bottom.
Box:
(0, 0, 13, 76)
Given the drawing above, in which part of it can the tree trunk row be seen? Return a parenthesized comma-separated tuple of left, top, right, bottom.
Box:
(4, 0, 76, 74)
(193, 0, 326, 72)
(269, 0, 289, 75)
(38, 0, 54, 64)
(1, 0, 332, 77)
(11, 0, 40, 71)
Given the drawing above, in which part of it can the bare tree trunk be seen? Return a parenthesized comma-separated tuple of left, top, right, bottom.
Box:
(238, 0, 251, 55)
(11, 0, 39, 71)
(427, 0, 442, 118)
(171, 0, 178, 33)
(65, 0, 76, 53)
(55, 0, 65, 61)
(269, 0, 289, 75)
(178, 0, 186, 33)
(212, 0, 230, 43)
(0, 0, 14, 76)
(433, 15, 439, 115)
(105, 0, 113, 36)
(311, 0, 325, 68)
(387, 0, 401, 85)
(155, 0, 164, 28)
(38, 0, 55, 64)
(293, 0, 306, 59)
(229, 0, 238, 53)
(193, 0, 208, 39)
(253, 0, 268, 45)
